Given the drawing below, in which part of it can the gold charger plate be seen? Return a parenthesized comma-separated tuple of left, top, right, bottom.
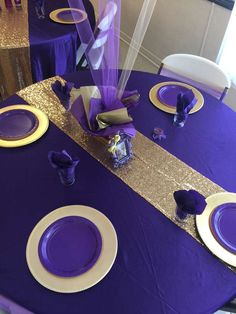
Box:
(149, 81, 204, 114)
(49, 8, 87, 24)
(0, 105, 49, 148)
(26, 205, 118, 293)
(196, 192, 236, 267)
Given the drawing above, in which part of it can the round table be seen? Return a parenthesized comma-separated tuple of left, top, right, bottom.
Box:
(1, 71, 236, 314)
(0, 0, 95, 100)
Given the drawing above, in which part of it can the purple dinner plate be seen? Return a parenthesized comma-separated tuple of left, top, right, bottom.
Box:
(157, 85, 191, 107)
(38, 216, 102, 277)
(56, 9, 84, 22)
(210, 203, 236, 254)
(0, 109, 38, 141)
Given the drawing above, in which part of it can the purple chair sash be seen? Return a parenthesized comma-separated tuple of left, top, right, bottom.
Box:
(160, 68, 225, 101)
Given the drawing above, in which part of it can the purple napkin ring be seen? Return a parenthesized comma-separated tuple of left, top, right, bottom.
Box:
(152, 127, 166, 141)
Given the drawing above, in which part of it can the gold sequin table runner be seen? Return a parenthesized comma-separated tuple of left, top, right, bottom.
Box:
(0, 0, 32, 100)
(18, 76, 235, 271)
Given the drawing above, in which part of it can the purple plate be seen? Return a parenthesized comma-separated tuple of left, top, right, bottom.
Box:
(38, 216, 102, 277)
(57, 10, 84, 22)
(157, 85, 191, 107)
(0, 109, 38, 141)
(210, 203, 236, 254)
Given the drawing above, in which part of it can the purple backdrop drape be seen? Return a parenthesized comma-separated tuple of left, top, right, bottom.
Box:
(0, 71, 236, 314)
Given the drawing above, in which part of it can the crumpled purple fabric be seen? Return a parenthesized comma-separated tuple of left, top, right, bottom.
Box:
(70, 87, 140, 138)
(173, 189, 207, 215)
(51, 80, 74, 110)
(48, 150, 79, 186)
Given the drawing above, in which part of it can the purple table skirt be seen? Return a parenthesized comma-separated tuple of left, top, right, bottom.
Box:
(0, 71, 236, 314)
(29, 0, 95, 82)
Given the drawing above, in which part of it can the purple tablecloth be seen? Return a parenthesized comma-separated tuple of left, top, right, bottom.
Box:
(29, 0, 95, 82)
(1, 71, 236, 314)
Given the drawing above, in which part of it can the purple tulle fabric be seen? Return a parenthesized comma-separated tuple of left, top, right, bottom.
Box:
(67, 0, 121, 105)
(66, 1, 136, 137)
(51, 80, 74, 110)
(173, 190, 207, 215)
(70, 91, 138, 138)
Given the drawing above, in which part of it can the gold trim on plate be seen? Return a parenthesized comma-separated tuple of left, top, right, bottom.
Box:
(0, 105, 49, 147)
(149, 81, 204, 114)
(26, 205, 118, 293)
(49, 8, 87, 24)
(196, 192, 236, 267)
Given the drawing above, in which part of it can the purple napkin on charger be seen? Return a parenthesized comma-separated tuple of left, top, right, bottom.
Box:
(48, 150, 79, 186)
(176, 90, 197, 115)
(173, 189, 207, 219)
(173, 90, 197, 127)
(51, 80, 74, 110)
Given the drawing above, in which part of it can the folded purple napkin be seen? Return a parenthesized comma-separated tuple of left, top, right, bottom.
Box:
(173, 90, 197, 127)
(48, 150, 79, 186)
(176, 90, 197, 115)
(51, 80, 74, 110)
(173, 190, 207, 218)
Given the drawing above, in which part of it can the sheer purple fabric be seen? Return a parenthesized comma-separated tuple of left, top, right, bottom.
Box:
(67, 0, 137, 137)
(70, 93, 137, 137)
(160, 68, 224, 100)
(68, 0, 121, 105)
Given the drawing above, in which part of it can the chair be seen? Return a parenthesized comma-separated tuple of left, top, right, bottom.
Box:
(76, 1, 117, 70)
(158, 54, 231, 101)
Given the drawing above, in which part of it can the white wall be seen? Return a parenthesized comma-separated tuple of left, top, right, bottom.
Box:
(118, 0, 231, 66)
(90, 0, 236, 109)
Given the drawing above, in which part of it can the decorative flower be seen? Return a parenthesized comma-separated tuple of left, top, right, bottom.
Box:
(152, 127, 166, 141)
